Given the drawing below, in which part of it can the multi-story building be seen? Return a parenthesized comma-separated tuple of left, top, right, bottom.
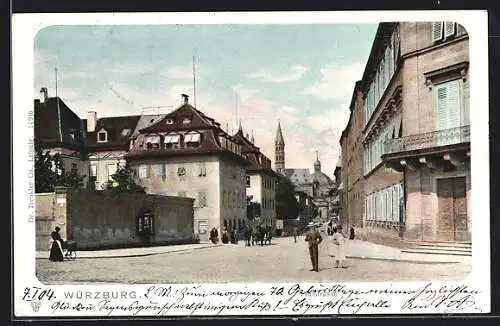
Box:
(343, 22, 470, 243)
(340, 81, 366, 230)
(381, 22, 470, 242)
(34, 87, 88, 184)
(126, 94, 249, 241)
(233, 124, 278, 230)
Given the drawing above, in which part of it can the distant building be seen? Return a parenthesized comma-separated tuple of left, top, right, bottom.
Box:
(232, 123, 278, 230)
(274, 121, 285, 173)
(339, 81, 366, 230)
(34, 87, 88, 184)
(84, 112, 141, 189)
(126, 94, 249, 241)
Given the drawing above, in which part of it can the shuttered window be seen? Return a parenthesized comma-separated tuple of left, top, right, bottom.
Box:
(436, 79, 462, 131)
(432, 22, 444, 42)
(444, 22, 456, 38)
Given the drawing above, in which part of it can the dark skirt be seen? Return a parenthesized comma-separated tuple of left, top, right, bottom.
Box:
(49, 241, 64, 262)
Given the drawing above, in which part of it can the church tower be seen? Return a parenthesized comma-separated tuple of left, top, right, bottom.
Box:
(314, 150, 321, 173)
(275, 121, 285, 173)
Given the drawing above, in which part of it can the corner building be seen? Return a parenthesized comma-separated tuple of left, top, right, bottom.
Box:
(126, 95, 248, 241)
(360, 22, 470, 243)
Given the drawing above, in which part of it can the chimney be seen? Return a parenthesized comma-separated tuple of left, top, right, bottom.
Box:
(181, 94, 189, 105)
(87, 110, 97, 132)
(39, 87, 48, 104)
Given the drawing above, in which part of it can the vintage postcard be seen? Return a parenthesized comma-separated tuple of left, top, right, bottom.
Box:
(13, 11, 490, 318)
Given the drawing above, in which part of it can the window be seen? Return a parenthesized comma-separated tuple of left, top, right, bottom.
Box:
(164, 134, 181, 149)
(177, 166, 186, 177)
(199, 163, 207, 177)
(166, 119, 174, 124)
(151, 164, 164, 178)
(107, 163, 117, 181)
(444, 22, 456, 38)
(198, 192, 207, 208)
(185, 133, 201, 148)
(436, 79, 462, 131)
(121, 129, 131, 136)
(97, 130, 107, 143)
(183, 118, 191, 125)
(89, 164, 97, 177)
(432, 22, 444, 42)
(138, 165, 148, 179)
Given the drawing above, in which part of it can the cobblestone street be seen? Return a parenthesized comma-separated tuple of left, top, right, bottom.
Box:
(36, 237, 471, 284)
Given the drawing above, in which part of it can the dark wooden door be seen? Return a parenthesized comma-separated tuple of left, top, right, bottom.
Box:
(437, 178, 454, 241)
(437, 177, 468, 242)
(452, 177, 468, 241)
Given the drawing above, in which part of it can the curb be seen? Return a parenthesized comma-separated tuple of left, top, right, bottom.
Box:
(328, 254, 461, 264)
(36, 244, 222, 260)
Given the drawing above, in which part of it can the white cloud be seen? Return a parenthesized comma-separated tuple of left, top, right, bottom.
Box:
(302, 62, 365, 102)
(247, 65, 308, 83)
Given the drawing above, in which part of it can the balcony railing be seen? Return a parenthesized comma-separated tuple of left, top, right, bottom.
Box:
(384, 125, 470, 155)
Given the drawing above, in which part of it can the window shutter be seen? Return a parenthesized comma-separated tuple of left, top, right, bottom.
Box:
(444, 22, 455, 38)
(436, 84, 449, 131)
(432, 22, 444, 42)
(447, 80, 461, 129)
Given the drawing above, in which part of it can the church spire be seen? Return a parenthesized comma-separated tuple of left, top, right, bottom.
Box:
(251, 130, 255, 144)
(275, 120, 285, 173)
(275, 120, 284, 145)
(238, 119, 243, 132)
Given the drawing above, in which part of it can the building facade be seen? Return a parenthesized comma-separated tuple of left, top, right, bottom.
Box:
(381, 22, 470, 242)
(340, 81, 366, 230)
(126, 95, 248, 241)
(233, 124, 278, 229)
(34, 87, 89, 185)
(341, 22, 470, 243)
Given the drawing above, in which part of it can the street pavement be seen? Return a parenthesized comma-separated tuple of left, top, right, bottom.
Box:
(36, 236, 471, 284)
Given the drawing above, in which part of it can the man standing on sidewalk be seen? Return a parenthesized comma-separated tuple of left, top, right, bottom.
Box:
(305, 224, 323, 272)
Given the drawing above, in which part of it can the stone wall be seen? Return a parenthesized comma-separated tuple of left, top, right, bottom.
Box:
(36, 188, 195, 250)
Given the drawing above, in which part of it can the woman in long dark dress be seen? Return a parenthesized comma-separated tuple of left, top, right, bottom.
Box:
(49, 227, 64, 262)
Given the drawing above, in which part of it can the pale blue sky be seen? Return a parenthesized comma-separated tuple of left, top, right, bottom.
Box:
(35, 24, 378, 176)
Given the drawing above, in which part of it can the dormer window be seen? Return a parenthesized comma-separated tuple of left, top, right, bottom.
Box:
(166, 119, 174, 125)
(121, 128, 131, 136)
(164, 133, 181, 149)
(185, 132, 201, 148)
(182, 118, 191, 125)
(97, 130, 108, 143)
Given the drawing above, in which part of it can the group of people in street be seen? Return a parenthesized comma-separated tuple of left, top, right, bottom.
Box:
(209, 227, 239, 244)
(305, 223, 354, 272)
(209, 225, 273, 247)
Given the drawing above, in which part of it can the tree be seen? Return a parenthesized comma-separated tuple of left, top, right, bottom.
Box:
(103, 162, 146, 193)
(246, 196, 262, 222)
(34, 149, 85, 193)
(275, 174, 300, 220)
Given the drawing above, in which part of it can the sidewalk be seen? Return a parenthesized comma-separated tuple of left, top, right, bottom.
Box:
(277, 236, 470, 264)
(36, 242, 221, 259)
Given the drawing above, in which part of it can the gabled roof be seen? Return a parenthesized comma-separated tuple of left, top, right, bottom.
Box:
(85, 115, 141, 151)
(232, 127, 277, 177)
(34, 97, 85, 151)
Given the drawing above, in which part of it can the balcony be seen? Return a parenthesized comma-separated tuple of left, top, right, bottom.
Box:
(382, 125, 470, 172)
(384, 125, 470, 156)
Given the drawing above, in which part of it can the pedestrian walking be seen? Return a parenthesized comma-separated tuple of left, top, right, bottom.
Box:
(349, 227, 355, 240)
(293, 226, 298, 243)
(332, 225, 346, 268)
(304, 224, 323, 272)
